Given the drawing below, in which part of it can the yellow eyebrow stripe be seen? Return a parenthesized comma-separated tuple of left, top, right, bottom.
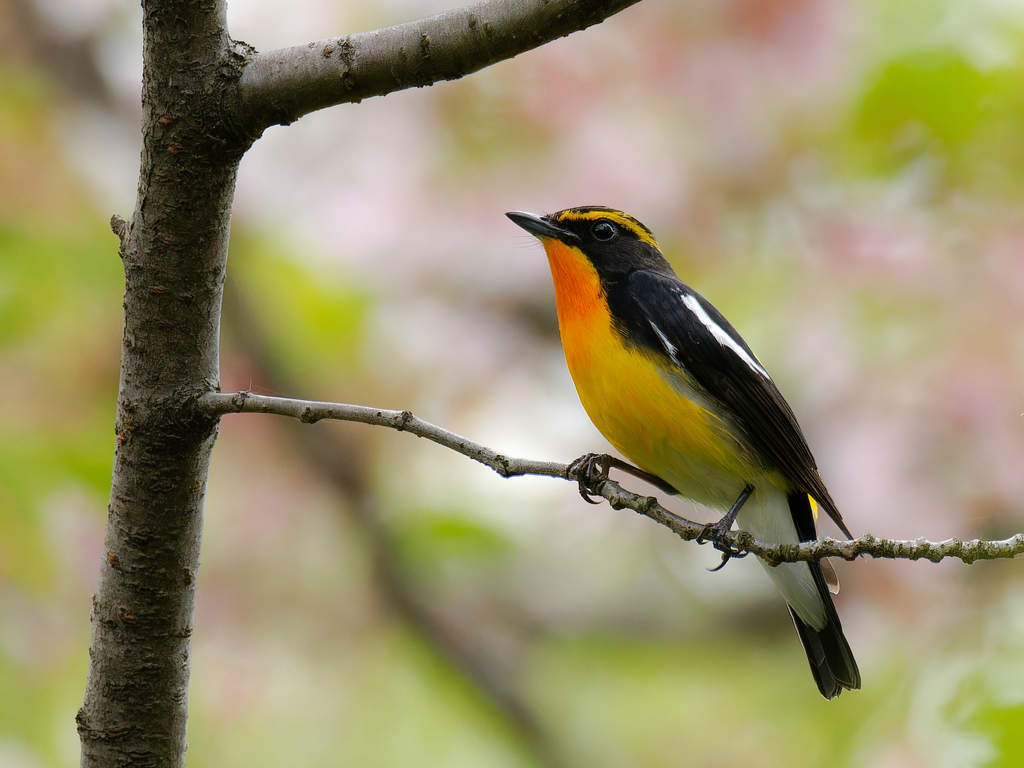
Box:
(555, 209, 660, 249)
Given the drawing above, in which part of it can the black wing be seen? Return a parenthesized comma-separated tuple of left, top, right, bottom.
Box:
(619, 269, 851, 537)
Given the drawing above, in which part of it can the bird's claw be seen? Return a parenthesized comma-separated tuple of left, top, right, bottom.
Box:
(697, 483, 755, 571)
(698, 518, 748, 570)
(567, 453, 610, 504)
(707, 552, 732, 572)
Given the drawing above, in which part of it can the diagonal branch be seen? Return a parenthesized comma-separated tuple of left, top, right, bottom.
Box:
(238, 0, 643, 129)
(201, 390, 567, 480)
(200, 391, 1024, 567)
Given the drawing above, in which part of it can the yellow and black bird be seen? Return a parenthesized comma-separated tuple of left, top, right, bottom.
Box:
(507, 206, 860, 699)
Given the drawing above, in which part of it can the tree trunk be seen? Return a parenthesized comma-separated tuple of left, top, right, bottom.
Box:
(77, 0, 643, 764)
(76, 1, 248, 765)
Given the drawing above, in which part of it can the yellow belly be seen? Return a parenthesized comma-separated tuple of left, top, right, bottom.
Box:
(545, 239, 759, 510)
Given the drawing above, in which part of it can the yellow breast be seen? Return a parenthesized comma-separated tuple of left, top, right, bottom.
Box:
(543, 239, 755, 510)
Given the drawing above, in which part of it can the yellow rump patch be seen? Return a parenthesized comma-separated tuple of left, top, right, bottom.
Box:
(555, 208, 660, 250)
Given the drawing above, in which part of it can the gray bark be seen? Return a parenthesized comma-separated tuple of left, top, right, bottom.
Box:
(238, 0, 645, 129)
(76, 0, 240, 765)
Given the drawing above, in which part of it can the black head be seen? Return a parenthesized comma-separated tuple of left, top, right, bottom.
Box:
(506, 206, 671, 280)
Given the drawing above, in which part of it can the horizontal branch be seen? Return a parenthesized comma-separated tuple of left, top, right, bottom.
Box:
(592, 474, 1024, 566)
(238, 0, 642, 128)
(200, 391, 1024, 567)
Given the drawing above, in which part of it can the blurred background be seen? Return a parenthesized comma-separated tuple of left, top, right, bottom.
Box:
(2, 0, 1024, 765)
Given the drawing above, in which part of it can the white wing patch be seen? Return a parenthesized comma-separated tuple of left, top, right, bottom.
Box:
(681, 293, 771, 380)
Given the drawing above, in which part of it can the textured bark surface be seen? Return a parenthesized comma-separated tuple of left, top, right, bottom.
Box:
(77, 1, 642, 765)
(237, 0, 644, 129)
(75, 1, 247, 765)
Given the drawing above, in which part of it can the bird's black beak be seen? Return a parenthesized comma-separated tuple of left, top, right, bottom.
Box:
(506, 211, 577, 241)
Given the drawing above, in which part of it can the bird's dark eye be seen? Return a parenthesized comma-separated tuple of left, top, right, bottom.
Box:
(591, 220, 616, 241)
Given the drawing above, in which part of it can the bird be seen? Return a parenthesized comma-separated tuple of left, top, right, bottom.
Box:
(506, 205, 860, 699)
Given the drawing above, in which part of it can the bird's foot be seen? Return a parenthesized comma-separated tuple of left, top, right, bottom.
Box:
(567, 453, 612, 504)
(696, 518, 745, 573)
(567, 454, 679, 504)
(698, 517, 746, 570)
(697, 483, 755, 570)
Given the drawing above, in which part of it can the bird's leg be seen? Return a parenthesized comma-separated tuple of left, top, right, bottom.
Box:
(567, 454, 678, 504)
(604, 458, 679, 495)
(700, 483, 755, 570)
(715, 483, 755, 537)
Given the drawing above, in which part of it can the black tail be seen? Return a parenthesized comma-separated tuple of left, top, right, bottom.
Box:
(788, 492, 861, 699)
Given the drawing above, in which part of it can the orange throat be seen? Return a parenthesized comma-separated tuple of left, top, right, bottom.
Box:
(543, 238, 605, 331)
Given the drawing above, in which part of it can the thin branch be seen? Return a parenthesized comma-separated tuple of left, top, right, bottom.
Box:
(585, 474, 1024, 566)
(238, 0, 643, 129)
(201, 390, 566, 480)
(201, 391, 1024, 567)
